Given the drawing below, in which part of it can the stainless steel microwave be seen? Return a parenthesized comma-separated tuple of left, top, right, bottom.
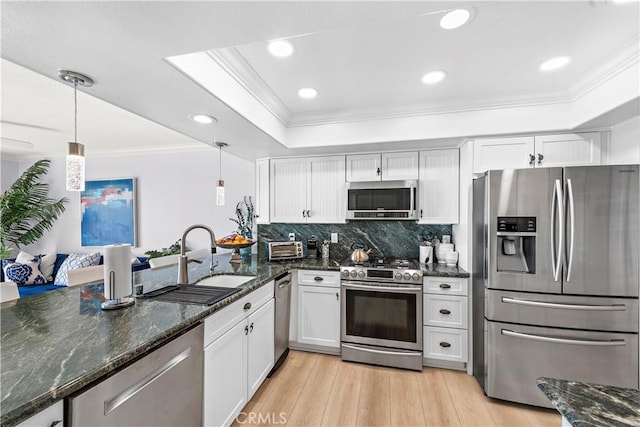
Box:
(346, 180, 418, 220)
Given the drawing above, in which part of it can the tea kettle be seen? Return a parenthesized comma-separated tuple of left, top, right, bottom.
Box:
(350, 243, 372, 264)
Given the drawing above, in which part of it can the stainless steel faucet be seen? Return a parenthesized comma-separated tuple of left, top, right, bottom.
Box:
(177, 224, 217, 285)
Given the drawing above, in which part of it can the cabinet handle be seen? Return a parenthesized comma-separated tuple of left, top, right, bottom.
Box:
(376, 167, 381, 176)
(538, 153, 544, 165)
(302, 210, 306, 218)
(420, 209, 423, 218)
(439, 309, 451, 315)
(439, 283, 451, 289)
(529, 154, 535, 165)
(336, 292, 339, 300)
(255, 214, 260, 218)
(249, 322, 254, 333)
(245, 325, 249, 335)
(50, 421, 62, 427)
(243, 302, 252, 310)
(439, 342, 451, 348)
(306, 209, 311, 218)
(314, 276, 324, 281)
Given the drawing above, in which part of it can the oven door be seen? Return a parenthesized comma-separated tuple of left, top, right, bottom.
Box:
(341, 281, 422, 351)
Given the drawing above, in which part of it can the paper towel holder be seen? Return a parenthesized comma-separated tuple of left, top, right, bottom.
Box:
(101, 270, 135, 310)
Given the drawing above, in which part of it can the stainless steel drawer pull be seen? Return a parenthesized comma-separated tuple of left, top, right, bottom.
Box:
(439, 309, 451, 315)
(314, 276, 324, 281)
(501, 297, 626, 311)
(439, 284, 451, 289)
(104, 346, 192, 415)
(439, 342, 451, 348)
(501, 329, 626, 347)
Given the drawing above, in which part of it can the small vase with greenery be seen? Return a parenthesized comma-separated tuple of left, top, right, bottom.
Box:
(0, 159, 68, 259)
(230, 196, 254, 257)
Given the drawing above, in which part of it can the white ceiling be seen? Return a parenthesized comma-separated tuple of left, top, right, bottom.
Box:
(1, 1, 638, 162)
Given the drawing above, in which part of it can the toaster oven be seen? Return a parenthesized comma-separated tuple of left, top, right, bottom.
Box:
(267, 241, 304, 261)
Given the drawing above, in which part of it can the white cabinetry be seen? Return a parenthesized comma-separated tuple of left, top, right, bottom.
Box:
(418, 149, 459, 224)
(295, 270, 341, 352)
(423, 277, 469, 368)
(473, 132, 601, 173)
(203, 283, 274, 427)
(270, 156, 345, 223)
(346, 152, 418, 181)
(255, 159, 270, 224)
(16, 401, 63, 427)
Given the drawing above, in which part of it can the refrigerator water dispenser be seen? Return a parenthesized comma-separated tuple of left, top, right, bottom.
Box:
(496, 217, 536, 274)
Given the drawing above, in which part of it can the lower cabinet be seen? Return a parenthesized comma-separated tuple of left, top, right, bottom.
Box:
(294, 270, 341, 351)
(203, 283, 275, 427)
(16, 400, 63, 427)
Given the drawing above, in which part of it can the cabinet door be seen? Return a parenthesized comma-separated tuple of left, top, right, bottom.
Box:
(473, 137, 535, 173)
(534, 132, 601, 168)
(204, 321, 248, 427)
(308, 156, 346, 223)
(247, 299, 275, 399)
(346, 154, 381, 181)
(297, 285, 341, 348)
(270, 158, 308, 223)
(16, 401, 63, 427)
(382, 152, 419, 180)
(255, 159, 270, 224)
(418, 149, 459, 224)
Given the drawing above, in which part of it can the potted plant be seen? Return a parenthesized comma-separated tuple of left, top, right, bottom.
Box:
(0, 159, 68, 259)
(230, 196, 254, 257)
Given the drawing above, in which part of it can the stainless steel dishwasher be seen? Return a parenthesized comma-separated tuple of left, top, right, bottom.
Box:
(269, 272, 292, 376)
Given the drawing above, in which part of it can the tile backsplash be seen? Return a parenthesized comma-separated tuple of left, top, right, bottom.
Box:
(257, 222, 452, 261)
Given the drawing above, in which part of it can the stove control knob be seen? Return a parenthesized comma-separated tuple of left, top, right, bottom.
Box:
(341, 270, 350, 278)
(395, 272, 402, 280)
(357, 271, 366, 279)
(350, 270, 358, 278)
(403, 273, 411, 281)
(412, 273, 421, 281)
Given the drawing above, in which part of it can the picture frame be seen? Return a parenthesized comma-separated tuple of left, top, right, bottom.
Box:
(81, 178, 137, 247)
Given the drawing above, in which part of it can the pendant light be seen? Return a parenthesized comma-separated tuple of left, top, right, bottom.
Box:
(215, 142, 228, 206)
(58, 70, 93, 191)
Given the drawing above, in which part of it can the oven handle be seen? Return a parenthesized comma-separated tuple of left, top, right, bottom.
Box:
(342, 343, 420, 356)
(341, 282, 421, 293)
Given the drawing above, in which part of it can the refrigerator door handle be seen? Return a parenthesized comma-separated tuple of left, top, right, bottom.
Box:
(551, 179, 564, 282)
(501, 329, 627, 346)
(566, 178, 575, 282)
(501, 297, 627, 311)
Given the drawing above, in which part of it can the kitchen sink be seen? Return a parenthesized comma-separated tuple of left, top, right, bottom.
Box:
(194, 275, 254, 288)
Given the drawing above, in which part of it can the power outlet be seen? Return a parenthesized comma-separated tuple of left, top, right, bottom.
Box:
(288, 232, 296, 241)
(331, 232, 338, 243)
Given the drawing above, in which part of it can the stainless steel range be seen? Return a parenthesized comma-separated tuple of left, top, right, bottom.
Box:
(340, 258, 424, 371)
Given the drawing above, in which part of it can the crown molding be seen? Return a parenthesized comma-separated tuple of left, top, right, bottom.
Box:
(206, 48, 291, 126)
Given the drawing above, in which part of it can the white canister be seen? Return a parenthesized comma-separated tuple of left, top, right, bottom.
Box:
(420, 245, 433, 265)
(103, 244, 133, 300)
(446, 251, 459, 266)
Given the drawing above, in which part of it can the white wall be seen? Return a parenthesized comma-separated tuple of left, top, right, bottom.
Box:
(14, 149, 254, 257)
(1, 158, 19, 192)
(609, 116, 640, 164)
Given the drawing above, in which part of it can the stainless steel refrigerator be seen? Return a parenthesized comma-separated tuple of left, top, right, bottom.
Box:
(472, 165, 639, 408)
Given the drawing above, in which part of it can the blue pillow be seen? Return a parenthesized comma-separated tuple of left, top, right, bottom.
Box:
(4, 261, 47, 285)
(54, 253, 101, 286)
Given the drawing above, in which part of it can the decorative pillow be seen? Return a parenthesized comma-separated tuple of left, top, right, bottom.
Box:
(3, 261, 47, 285)
(54, 253, 101, 287)
(16, 251, 57, 282)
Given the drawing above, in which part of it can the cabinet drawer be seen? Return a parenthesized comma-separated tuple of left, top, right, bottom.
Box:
(204, 281, 274, 347)
(297, 270, 340, 288)
(424, 294, 468, 328)
(424, 326, 468, 362)
(424, 277, 468, 296)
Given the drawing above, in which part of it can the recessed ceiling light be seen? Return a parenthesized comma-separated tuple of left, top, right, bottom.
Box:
(421, 71, 447, 85)
(298, 87, 318, 99)
(268, 40, 295, 58)
(539, 56, 572, 71)
(190, 114, 217, 124)
(440, 9, 471, 30)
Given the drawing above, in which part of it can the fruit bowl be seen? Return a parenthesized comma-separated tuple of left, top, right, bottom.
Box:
(216, 236, 256, 263)
(216, 241, 256, 250)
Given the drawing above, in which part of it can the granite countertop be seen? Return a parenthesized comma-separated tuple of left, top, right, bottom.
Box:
(0, 253, 466, 425)
(537, 377, 640, 426)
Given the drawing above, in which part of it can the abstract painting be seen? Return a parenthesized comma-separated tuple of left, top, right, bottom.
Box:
(81, 178, 137, 246)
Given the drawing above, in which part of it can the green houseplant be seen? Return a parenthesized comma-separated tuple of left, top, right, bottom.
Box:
(230, 196, 254, 258)
(0, 159, 68, 259)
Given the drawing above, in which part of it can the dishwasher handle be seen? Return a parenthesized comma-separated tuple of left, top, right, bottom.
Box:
(277, 280, 291, 289)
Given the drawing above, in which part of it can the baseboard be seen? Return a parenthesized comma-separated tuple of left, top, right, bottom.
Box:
(289, 340, 341, 356)
(423, 358, 468, 372)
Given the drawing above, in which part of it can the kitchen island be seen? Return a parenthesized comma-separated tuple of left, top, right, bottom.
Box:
(0, 253, 468, 426)
(537, 377, 640, 427)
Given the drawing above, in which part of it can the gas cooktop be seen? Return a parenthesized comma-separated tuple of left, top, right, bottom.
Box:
(340, 258, 423, 284)
(342, 258, 420, 269)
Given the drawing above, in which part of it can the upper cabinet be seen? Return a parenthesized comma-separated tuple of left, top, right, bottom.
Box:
(346, 152, 419, 181)
(473, 132, 602, 174)
(255, 159, 270, 224)
(418, 149, 459, 224)
(270, 156, 346, 224)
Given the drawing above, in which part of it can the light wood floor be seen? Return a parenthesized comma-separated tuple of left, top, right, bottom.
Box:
(234, 350, 560, 427)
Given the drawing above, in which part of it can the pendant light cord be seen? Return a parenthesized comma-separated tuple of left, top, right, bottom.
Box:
(218, 143, 222, 181)
(73, 79, 78, 144)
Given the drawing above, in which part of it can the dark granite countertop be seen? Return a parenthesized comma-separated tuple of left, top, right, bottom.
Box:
(1, 252, 466, 425)
(537, 377, 640, 426)
(420, 263, 470, 278)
